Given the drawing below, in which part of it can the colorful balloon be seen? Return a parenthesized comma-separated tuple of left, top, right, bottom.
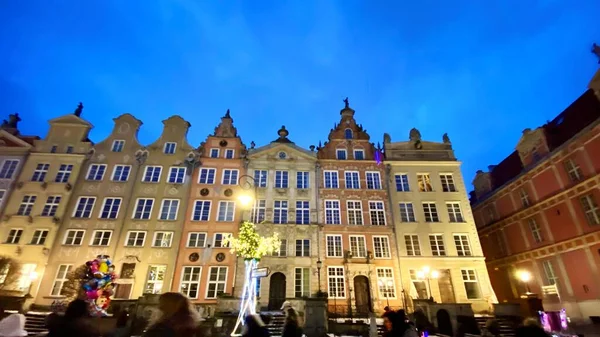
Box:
(82, 254, 118, 317)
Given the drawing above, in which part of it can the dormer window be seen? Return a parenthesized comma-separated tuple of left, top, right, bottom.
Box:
(336, 149, 347, 160)
(345, 129, 353, 139)
(164, 142, 177, 154)
(112, 140, 125, 152)
(225, 149, 235, 159)
(66, 146, 74, 154)
(210, 149, 219, 158)
(354, 150, 364, 160)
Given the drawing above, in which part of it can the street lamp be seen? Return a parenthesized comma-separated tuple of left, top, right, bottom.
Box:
(416, 266, 439, 301)
(237, 175, 258, 216)
(516, 270, 532, 294)
(316, 260, 323, 293)
(26, 271, 38, 297)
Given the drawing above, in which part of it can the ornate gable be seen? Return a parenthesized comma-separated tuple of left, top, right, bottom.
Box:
(199, 110, 246, 159)
(0, 130, 33, 149)
(94, 113, 143, 150)
(213, 109, 238, 138)
(515, 127, 549, 166)
(147, 115, 194, 152)
(248, 126, 316, 161)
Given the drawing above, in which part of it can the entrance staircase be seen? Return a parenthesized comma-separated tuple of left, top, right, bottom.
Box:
(265, 312, 286, 337)
(474, 316, 516, 337)
(24, 312, 48, 336)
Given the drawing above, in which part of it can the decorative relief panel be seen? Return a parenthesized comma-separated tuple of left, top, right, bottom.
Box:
(59, 247, 81, 258)
(88, 248, 109, 258)
(168, 187, 179, 195)
(142, 186, 157, 195)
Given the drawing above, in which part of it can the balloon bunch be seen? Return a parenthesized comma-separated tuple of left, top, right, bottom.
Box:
(82, 255, 117, 316)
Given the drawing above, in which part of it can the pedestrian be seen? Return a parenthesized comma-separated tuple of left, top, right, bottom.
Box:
(0, 313, 27, 337)
(481, 319, 501, 337)
(242, 314, 270, 337)
(48, 299, 100, 337)
(142, 292, 200, 337)
(515, 318, 550, 337)
(282, 309, 303, 337)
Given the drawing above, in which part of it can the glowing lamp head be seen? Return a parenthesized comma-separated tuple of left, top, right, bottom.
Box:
(416, 270, 425, 280)
(29, 271, 39, 281)
(430, 270, 440, 279)
(386, 280, 393, 287)
(378, 279, 384, 286)
(422, 266, 431, 273)
(238, 194, 253, 207)
(516, 270, 532, 282)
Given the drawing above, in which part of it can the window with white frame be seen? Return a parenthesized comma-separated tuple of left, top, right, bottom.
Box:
(325, 200, 341, 224)
(41, 196, 61, 217)
(296, 201, 310, 225)
(486, 206, 497, 222)
(528, 218, 543, 243)
(126, 231, 146, 246)
(324, 171, 339, 188)
(17, 195, 36, 216)
(64, 230, 85, 245)
(461, 269, 481, 299)
(55, 164, 73, 183)
(366, 172, 381, 189)
(347, 201, 363, 225)
(206, 266, 228, 299)
(295, 239, 310, 257)
(100, 198, 121, 219)
(144, 265, 166, 294)
(6, 229, 22, 244)
(404, 235, 421, 256)
(86, 164, 106, 181)
(423, 202, 439, 222)
(580, 194, 600, 225)
(345, 171, 360, 189)
(225, 149, 235, 159)
(50, 145, 57, 153)
(541, 260, 558, 285)
(217, 201, 235, 222)
(349, 235, 367, 258)
(254, 170, 267, 187)
(168, 167, 186, 184)
(297, 171, 309, 189)
(326, 235, 343, 257)
(369, 201, 386, 225)
(187, 232, 207, 247)
(395, 174, 410, 192)
(31, 163, 49, 182)
(213, 233, 231, 248)
(159, 199, 179, 220)
(112, 140, 125, 152)
(453, 234, 472, 256)
(273, 200, 288, 224)
(564, 159, 583, 182)
(327, 267, 346, 298)
(180, 266, 201, 298)
(274, 170, 289, 188)
(519, 188, 530, 207)
(199, 168, 216, 184)
(153, 231, 173, 247)
(272, 239, 287, 257)
(112, 165, 131, 182)
(353, 149, 364, 160)
(164, 142, 177, 154)
(377, 268, 396, 298)
(50, 264, 72, 296)
(0, 160, 19, 179)
(73, 197, 95, 218)
(373, 236, 391, 258)
(440, 174, 457, 192)
(295, 267, 310, 297)
(91, 230, 112, 246)
(446, 202, 464, 222)
(336, 149, 347, 160)
(252, 200, 266, 223)
(66, 146, 74, 154)
(417, 173, 433, 192)
(143, 166, 162, 182)
(192, 200, 211, 221)
(133, 198, 154, 220)
(30, 229, 48, 245)
(399, 203, 416, 222)
(210, 148, 219, 158)
(410, 270, 429, 299)
(429, 234, 446, 256)
(222, 169, 239, 185)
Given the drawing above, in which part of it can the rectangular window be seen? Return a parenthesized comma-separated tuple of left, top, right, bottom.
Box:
(324, 171, 339, 189)
(55, 164, 73, 183)
(126, 231, 146, 247)
(295, 239, 310, 257)
(353, 150, 364, 160)
(0, 160, 19, 179)
(461, 269, 481, 299)
(199, 168, 216, 184)
(86, 164, 106, 181)
(187, 232, 207, 248)
(446, 202, 464, 222)
(326, 235, 343, 257)
(64, 229, 85, 245)
(336, 149, 347, 160)
(143, 166, 162, 183)
(225, 149, 235, 159)
(528, 218, 543, 243)
(580, 194, 600, 225)
(395, 174, 410, 192)
(164, 142, 177, 154)
(404, 235, 421, 256)
(417, 174, 433, 192)
(564, 159, 583, 183)
(6, 229, 23, 244)
(180, 266, 202, 298)
(519, 189, 530, 207)
(373, 236, 391, 258)
(275, 170, 289, 188)
(369, 201, 386, 225)
(192, 200, 211, 221)
(50, 145, 57, 153)
(399, 203, 416, 222)
(66, 146, 73, 154)
(30, 229, 49, 245)
(0, 190, 5, 208)
(168, 167, 186, 184)
(440, 174, 457, 192)
(273, 200, 288, 224)
(349, 235, 367, 258)
(133, 198, 154, 220)
(295, 201, 310, 225)
(210, 148, 219, 158)
(206, 266, 228, 299)
(541, 260, 558, 286)
(222, 169, 239, 185)
(254, 170, 267, 187)
(429, 234, 446, 256)
(296, 171, 309, 189)
(213, 233, 232, 248)
(273, 239, 287, 257)
(50, 265, 72, 296)
(327, 267, 346, 298)
(423, 202, 439, 222)
(112, 165, 131, 182)
(345, 171, 360, 189)
(453, 234, 472, 256)
(144, 265, 166, 294)
(366, 172, 381, 189)
(73, 197, 96, 218)
(159, 199, 179, 220)
(217, 201, 235, 222)
(91, 230, 112, 246)
(347, 201, 363, 225)
(325, 200, 341, 225)
(152, 231, 173, 247)
(252, 200, 266, 223)
(295, 267, 310, 297)
(111, 140, 125, 152)
(31, 163, 49, 182)
(17, 195, 36, 216)
(377, 268, 396, 298)
(100, 198, 121, 219)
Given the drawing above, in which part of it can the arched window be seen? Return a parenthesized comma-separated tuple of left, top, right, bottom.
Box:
(344, 129, 353, 139)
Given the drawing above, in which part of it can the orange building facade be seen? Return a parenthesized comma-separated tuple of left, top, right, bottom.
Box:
(470, 71, 600, 322)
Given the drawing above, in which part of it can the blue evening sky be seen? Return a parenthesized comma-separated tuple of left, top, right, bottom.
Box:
(1, 1, 599, 187)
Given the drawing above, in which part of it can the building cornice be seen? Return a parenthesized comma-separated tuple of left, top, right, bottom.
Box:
(385, 161, 462, 167)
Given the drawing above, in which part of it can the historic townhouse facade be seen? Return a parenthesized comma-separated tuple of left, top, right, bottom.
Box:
(0, 105, 93, 298)
(36, 113, 144, 305)
(238, 126, 319, 311)
(384, 129, 495, 313)
(172, 111, 246, 313)
(317, 101, 399, 315)
(471, 69, 600, 321)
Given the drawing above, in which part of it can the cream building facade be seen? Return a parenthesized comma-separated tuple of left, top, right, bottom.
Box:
(383, 129, 496, 313)
(238, 126, 320, 311)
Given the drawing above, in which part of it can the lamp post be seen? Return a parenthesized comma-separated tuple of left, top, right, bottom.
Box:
(378, 279, 390, 307)
(416, 266, 439, 301)
(26, 271, 38, 298)
(516, 270, 532, 294)
(316, 259, 323, 293)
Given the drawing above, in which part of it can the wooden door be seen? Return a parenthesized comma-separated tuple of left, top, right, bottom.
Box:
(353, 275, 372, 315)
(268, 272, 286, 310)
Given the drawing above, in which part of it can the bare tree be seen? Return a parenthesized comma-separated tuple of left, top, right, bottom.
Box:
(60, 264, 88, 301)
(0, 256, 22, 292)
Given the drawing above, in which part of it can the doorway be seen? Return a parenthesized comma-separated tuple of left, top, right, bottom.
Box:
(436, 309, 453, 336)
(353, 275, 372, 314)
(437, 269, 456, 303)
(268, 272, 286, 310)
